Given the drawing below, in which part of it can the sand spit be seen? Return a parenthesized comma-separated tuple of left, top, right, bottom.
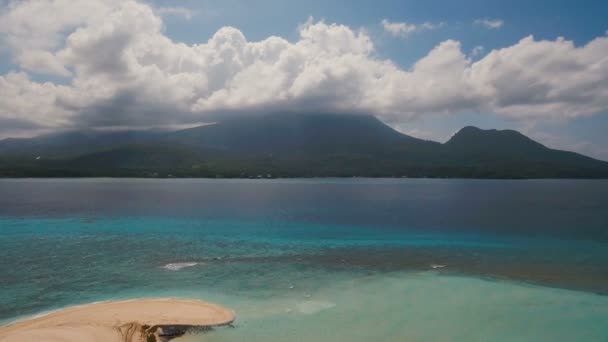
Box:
(0, 298, 235, 342)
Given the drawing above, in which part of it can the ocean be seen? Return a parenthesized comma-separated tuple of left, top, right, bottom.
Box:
(1, 178, 607, 341)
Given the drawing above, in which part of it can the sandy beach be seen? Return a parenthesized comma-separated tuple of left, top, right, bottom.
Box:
(0, 298, 235, 342)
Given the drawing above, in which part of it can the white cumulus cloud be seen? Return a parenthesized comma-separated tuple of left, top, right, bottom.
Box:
(0, 0, 607, 137)
(157, 6, 196, 20)
(474, 18, 504, 29)
(471, 46, 485, 57)
(381, 19, 444, 38)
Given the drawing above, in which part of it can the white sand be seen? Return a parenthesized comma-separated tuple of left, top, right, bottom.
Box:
(0, 298, 235, 342)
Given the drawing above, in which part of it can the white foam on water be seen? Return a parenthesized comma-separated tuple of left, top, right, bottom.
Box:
(295, 301, 336, 315)
(161, 262, 199, 271)
(430, 264, 446, 269)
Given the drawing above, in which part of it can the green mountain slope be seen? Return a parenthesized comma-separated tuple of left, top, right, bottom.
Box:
(0, 113, 607, 178)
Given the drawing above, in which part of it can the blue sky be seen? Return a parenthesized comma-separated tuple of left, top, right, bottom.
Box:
(1, 0, 608, 159)
(155, 0, 608, 63)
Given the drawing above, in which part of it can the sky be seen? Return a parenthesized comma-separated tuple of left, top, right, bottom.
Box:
(1, 0, 608, 159)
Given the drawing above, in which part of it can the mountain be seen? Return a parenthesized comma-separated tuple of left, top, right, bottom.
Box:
(1, 113, 607, 179)
(441, 126, 608, 178)
(166, 113, 438, 156)
(446, 126, 546, 154)
(0, 130, 160, 159)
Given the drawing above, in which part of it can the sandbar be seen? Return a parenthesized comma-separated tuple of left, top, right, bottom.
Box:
(0, 298, 235, 342)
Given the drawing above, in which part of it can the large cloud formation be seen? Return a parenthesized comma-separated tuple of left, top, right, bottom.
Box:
(1, 0, 608, 136)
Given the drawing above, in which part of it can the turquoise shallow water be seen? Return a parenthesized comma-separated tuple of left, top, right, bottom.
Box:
(181, 273, 608, 342)
(0, 179, 607, 340)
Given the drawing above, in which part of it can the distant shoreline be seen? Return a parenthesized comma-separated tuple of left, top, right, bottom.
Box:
(1, 175, 608, 180)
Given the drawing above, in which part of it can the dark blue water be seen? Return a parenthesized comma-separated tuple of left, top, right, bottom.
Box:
(1, 179, 607, 341)
(1, 179, 606, 238)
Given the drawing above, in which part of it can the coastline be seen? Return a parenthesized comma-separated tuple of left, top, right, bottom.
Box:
(0, 298, 235, 342)
(2, 175, 608, 180)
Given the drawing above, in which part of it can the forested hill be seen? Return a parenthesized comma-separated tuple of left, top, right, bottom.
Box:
(1, 113, 607, 179)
